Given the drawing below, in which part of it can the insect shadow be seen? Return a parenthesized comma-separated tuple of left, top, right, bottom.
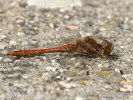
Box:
(64, 53, 96, 58)
(66, 53, 119, 60)
(109, 53, 119, 60)
(12, 52, 119, 60)
(11, 53, 95, 60)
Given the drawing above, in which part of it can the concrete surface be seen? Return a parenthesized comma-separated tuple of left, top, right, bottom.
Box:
(0, 0, 133, 100)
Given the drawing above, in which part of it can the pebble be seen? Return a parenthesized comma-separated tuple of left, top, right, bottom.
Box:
(124, 17, 129, 23)
(17, 32, 25, 37)
(59, 8, 66, 13)
(104, 85, 112, 89)
(33, 27, 39, 31)
(66, 77, 71, 81)
(114, 68, 121, 73)
(97, 64, 102, 68)
(66, 25, 79, 30)
(99, 27, 106, 31)
(6, 74, 21, 79)
(51, 59, 60, 67)
(70, 57, 76, 61)
(9, 40, 18, 46)
(0, 35, 7, 41)
(22, 74, 32, 79)
(49, 23, 55, 28)
(46, 66, 56, 72)
(0, 57, 3, 61)
(14, 81, 26, 88)
(122, 74, 133, 81)
(106, 15, 112, 19)
(0, 43, 6, 50)
(42, 56, 47, 60)
(75, 96, 84, 100)
(29, 39, 38, 45)
(16, 19, 25, 24)
(64, 15, 70, 19)
(58, 81, 77, 89)
(2, 58, 13, 62)
(120, 85, 133, 92)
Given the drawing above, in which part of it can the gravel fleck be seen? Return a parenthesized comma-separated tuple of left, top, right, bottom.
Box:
(49, 23, 55, 28)
(16, 19, 25, 24)
(0, 35, 7, 41)
(120, 85, 133, 92)
(97, 64, 102, 68)
(0, 57, 3, 61)
(122, 74, 133, 81)
(46, 66, 56, 72)
(0, 43, 6, 50)
(75, 96, 84, 100)
(9, 40, 18, 46)
(66, 25, 79, 30)
(2, 58, 13, 62)
(17, 32, 25, 37)
(58, 81, 77, 89)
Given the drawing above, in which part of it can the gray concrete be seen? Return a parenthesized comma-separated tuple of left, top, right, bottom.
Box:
(0, 0, 133, 99)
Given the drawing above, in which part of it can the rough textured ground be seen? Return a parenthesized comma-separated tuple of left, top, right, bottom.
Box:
(0, 0, 133, 100)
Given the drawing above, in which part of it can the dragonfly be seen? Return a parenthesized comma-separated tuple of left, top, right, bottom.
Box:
(7, 36, 114, 58)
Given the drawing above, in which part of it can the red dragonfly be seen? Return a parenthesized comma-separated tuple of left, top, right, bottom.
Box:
(7, 36, 114, 58)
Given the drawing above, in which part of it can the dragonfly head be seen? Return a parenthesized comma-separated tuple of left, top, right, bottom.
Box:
(102, 40, 114, 57)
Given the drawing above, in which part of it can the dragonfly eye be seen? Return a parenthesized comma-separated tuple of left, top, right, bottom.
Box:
(102, 40, 114, 56)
